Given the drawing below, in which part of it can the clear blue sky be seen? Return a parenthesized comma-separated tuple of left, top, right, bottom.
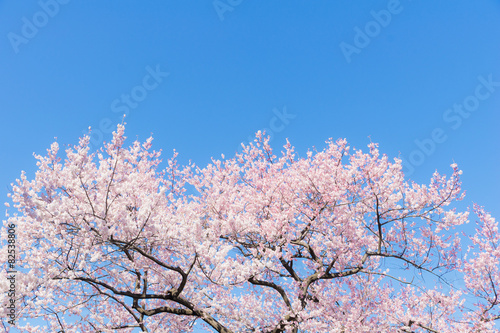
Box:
(1, 1, 499, 331)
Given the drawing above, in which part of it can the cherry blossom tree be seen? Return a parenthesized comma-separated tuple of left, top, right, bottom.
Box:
(1, 124, 499, 332)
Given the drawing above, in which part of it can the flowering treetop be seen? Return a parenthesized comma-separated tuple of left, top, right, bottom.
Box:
(1, 124, 499, 332)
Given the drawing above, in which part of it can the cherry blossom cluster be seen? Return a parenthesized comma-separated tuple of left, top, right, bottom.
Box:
(1, 124, 498, 332)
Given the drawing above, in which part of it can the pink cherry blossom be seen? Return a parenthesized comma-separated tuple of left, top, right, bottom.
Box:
(1, 124, 498, 332)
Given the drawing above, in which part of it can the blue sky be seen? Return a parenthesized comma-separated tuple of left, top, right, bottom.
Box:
(1, 1, 499, 331)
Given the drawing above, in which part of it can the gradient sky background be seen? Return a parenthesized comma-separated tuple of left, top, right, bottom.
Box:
(1, 1, 499, 331)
